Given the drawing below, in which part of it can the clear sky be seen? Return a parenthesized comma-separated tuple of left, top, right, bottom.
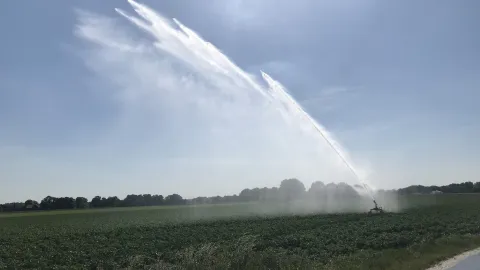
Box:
(1, 0, 479, 203)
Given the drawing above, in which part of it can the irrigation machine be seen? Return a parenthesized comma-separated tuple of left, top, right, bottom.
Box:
(368, 199, 385, 215)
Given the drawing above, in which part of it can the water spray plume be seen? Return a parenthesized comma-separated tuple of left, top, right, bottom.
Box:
(82, 0, 379, 209)
(261, 72, 376, 201)
(120, 0, 376, 203)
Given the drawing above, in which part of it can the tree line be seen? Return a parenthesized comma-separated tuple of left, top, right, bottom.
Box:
(395, 181, 480, 195)
(0, 179, 359, 212)
(1, 179, 479, 212)
(0, 193, 187, 212)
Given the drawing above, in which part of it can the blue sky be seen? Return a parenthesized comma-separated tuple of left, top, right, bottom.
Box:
(1, 0, 479, 203)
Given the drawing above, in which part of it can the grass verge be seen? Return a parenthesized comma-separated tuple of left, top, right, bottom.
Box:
(326, 234, 480, 270)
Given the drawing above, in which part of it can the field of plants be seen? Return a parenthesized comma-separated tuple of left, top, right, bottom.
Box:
(1, 194, 480, 269)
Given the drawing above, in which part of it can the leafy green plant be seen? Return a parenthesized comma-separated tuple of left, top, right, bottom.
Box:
(1, 194, 480, 269)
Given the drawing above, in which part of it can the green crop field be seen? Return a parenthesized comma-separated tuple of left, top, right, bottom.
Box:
(1, 194, 480, 269)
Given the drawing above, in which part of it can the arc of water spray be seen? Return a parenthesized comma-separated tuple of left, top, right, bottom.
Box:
(112, 0, 376, 202)
(261, 72, 376, 201)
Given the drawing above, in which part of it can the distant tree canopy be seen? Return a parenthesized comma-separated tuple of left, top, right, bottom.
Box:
(309, 181, 326, 193)
(1, 179, 479, 212)
(397, 181, 480, 195)
(24, 199, 39, 208)
(279, 178, 306, 201)
(75, 197, 89, 209)
(164, 194, 185, 205)
(40, 196, 75, 210)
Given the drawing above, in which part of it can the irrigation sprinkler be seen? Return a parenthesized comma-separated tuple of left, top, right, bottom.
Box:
(368, 199, 385, 215)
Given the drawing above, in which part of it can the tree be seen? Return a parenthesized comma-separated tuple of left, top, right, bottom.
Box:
(152, 195, 164, 205)
(143, 194, 153, 206)
(474, 182, 480, 193)
(239, 188, 262, 202)
(309, 181, 325, 193)
(54, 197, 75, 209)
(24, 199, 39, 209)
(122, 194, 146, 207)
(90, 196, 102, 208)
(239, 189, 252, 202)
(265, 187, 279, 201)
(279, 178, 306, 202)
(75, 197, 89, 209)
(191, 197, 207, 204)
(464, 182, 474, 192)
(40, 196, 55, 209)
(165, 194, 185, 205)
(105, 196, 120, 207)
(307, 181, 326, 202)
(211, 196, 222, 204)
(336, 182, 360, 198)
